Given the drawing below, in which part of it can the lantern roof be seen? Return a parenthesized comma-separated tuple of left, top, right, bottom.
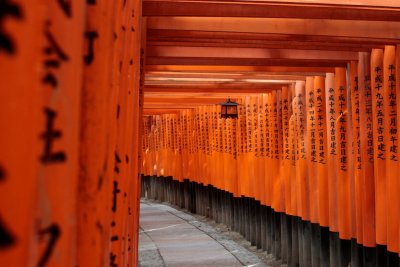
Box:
(219, 98, 239, 106)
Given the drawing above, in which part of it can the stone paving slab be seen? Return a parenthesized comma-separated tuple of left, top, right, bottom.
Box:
(139, 200, 269, 267)
(139, 225, 166, 267)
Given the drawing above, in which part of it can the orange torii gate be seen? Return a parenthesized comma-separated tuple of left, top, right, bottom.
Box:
(0, 0, 143, 266)
(2, 0, 400, 266)
(142, 45, 400, 267)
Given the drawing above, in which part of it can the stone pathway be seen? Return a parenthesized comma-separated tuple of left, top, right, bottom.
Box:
(139, 200, 269, 267)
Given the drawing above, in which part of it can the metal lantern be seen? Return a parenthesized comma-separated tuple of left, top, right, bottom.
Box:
(220, 98, 239, 119)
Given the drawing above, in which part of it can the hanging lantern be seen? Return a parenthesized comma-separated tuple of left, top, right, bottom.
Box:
(220, 98, 239, 119)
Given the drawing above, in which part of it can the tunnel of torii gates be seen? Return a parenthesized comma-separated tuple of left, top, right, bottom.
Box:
(2, 0, 400, 267)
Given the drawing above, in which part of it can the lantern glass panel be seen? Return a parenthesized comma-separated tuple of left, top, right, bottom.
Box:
(221, 105, 228, 115)
(227, 106, 237, 115)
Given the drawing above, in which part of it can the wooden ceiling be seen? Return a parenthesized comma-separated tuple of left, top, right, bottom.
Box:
(142, 0, 400, 114)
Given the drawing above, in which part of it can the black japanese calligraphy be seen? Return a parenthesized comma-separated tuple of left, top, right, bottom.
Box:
(374, 66, 385, 160)
(40, 108, 67, 164)
(264, 102, 270, 157)
(0, 0, 22, 54)
(38, 223, 61, 267)
(338, 85, 347, 171)
(363, 74, 374, 162)
(0, 165, 5, 182)
(43, 28, 69, 62)
(127, 235, 131, 251)
(43, 25, 70, 89)
(353, 76, 361, 169)
(0, 217, 15, 249)
(308, 89, 317, 162)
(387, 64, 397, 161)
(297, 92, 306, 160)
(57, 0, 72, 18)
(114, 152, 121, 174)
(83, 31, 98, 65)
(112, 181, 120, 213)
(110, 252, 118, 267)
(0, 165, 15, 249)
(116, 104, 120, 120)
(283, 97, 290, 160)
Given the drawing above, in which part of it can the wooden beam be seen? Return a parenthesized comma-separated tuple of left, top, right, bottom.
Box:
(146, 57, 348, 67)
(147, 46, 359, 60)
(147, 17, 400, 40)
(144, 103, 216, 108)
(144, 92, 263, 98)
(147, 40, 374, 52)
(145, 81, 291, 88)
(143, 1, 400, 21)
(146, 72, 323, 80)
(145, 82, 289, 88)
(145, 85, 284, 93)
(145, 65, 335, 73)
(145, 72, 307, 80)
(143, 108, 184, 115)
(147, 29, 400, 45)
(145, 97, 228, 103)
(220, 0, 400, 8)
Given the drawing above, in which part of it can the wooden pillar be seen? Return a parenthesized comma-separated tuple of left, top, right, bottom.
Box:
(324, 71, 338, 266)
(396, 44, 400, 263)
(358, 51, 377, 267)
(289, 88, 299, 266)
(77, 1, 117, 266)
(0, 1, 45, 265)
(383, 46, 399, 259)
(349, 60, 365, 267)
(371, 48, 389, 266)
(281, 86, 291, 264)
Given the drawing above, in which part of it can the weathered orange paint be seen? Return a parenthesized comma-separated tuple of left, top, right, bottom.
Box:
(290, 86, 299, 217)
(305, 77, 318, 224)
(335, 67, 352, 240)
(358, 52, 376, 248)
(280, 88, 291, 213)
(396, 45, 400, 256)
(350, 60, 363, 243)
(383, 45, 398, 253)
(294, 82, 308, 220)
(315, 76, 329, 228)
(326, 72, 338, 234)
(371, 48, 387, 246)
(1, 0, 143, 266)
(0, 1, 43, 265)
